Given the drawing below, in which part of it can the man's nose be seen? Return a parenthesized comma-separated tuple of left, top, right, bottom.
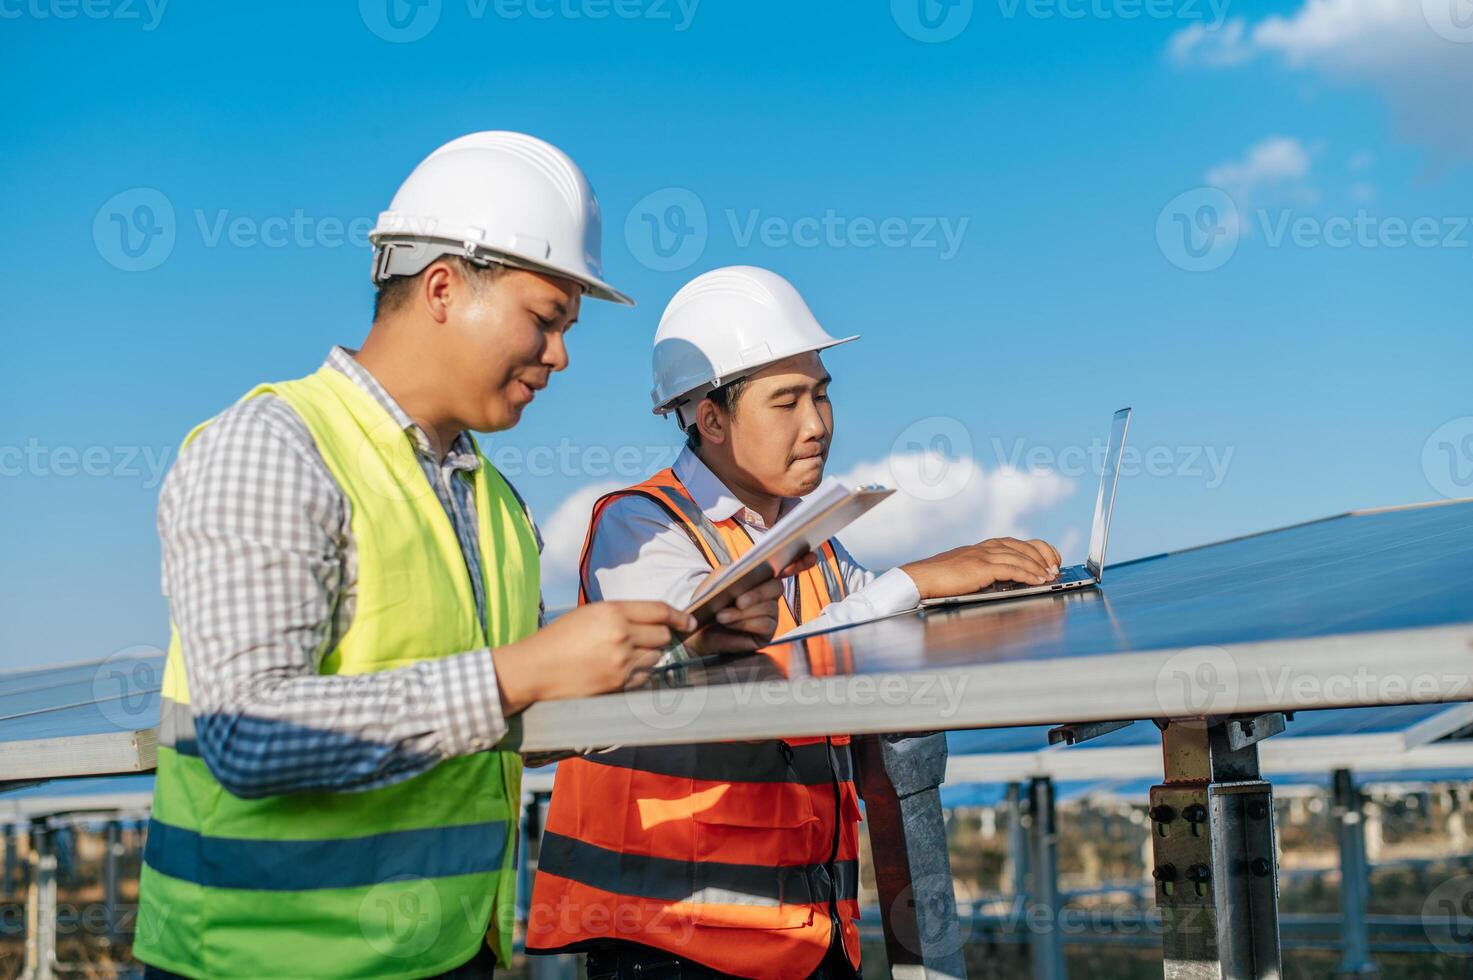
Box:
(544, 331, 570, 372)
(799, 402, 830, 442)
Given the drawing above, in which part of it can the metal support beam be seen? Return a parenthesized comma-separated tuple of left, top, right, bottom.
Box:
(1331, 770, 1378, 978)
(856, 732, 968, 980)
(2, 824, 14, 897)
(20, 819, 57, 980)
(1149, 719, 1282, 980)
(1006, 782, 1029, 915)
(1026, 777, 1066, 980)
(1047, 719, 1132, 746)
(102, 820, 122, 950)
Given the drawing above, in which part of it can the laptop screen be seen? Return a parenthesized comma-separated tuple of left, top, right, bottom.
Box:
(1087, 408, 1132, 580)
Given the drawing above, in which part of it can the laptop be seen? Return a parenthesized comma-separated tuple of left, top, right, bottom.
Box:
(920, 407, 1132, 608)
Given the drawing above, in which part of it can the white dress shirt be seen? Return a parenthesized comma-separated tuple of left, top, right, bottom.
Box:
(583, 447, 920, 638)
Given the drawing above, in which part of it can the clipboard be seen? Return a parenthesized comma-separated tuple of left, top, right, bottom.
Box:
(683, 478, 895, 628)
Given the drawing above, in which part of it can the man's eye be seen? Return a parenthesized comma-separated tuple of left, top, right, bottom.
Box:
(816, 392, 830, 402)
(775, 402, 797, 410)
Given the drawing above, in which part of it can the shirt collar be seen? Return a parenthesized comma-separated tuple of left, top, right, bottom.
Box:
(325, 346, 481, 472)
(672, 446, 798, 530)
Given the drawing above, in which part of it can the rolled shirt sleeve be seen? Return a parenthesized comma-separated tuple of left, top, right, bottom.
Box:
(781, 538, 920, 639)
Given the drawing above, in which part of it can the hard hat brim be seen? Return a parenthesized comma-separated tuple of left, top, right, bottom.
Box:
(578, 274, 636, 307)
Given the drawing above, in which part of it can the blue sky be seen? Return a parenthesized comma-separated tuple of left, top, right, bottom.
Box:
(3, 0, 1471, 670)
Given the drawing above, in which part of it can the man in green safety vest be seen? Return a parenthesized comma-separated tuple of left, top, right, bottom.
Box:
(132, 132, 790, 979)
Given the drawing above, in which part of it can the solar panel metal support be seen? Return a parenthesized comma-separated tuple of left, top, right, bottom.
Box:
(1223, 713, 1289, 753)
(1006, 782, 1029, 915)
(19, 819, 58, 980)
(102, 819, 122, 950)
(1047, 719, 1132, 747)
(855, 732, 968, 980)
(2, 824, 15, 898)
(1149, 719, 1283, 980)
(1027, 776, 1066, 980)
(1331, 770, 1379, 978)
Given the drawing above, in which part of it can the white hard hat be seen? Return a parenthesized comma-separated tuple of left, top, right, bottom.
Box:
(370, 131, 633, 306)
(651, 266, 858, 428)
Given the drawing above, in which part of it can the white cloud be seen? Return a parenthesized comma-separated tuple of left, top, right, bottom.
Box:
(538, 479, 621, 609)
(1168, 20, 1255, 67)
(1252, 0, 1406, 59)
(824, 453, 1076, 572)
(1206, 136, 1314, 200)
(1201, 137, 1318, 237)
(537, 456, 1077, 607)
(1168, 0, 1473, 166)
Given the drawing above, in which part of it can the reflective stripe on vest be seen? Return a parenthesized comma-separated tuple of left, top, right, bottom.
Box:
(530, 467, 863, 979)
(538, 831, 860, 910)
(134, 366, 539, 980)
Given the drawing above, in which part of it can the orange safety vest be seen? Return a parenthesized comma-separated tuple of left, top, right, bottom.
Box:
(528, 468, 863, 979)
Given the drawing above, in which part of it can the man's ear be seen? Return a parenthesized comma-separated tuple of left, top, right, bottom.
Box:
(695, 398, 728, 447)
(420, 262, 456, 324)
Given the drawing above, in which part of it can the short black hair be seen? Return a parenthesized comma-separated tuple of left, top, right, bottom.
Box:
(373, 255, 506, 321)
(684, 376, 750, 450)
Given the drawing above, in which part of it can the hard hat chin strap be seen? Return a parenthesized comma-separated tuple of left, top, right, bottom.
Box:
(372, 238, 559, 286)
(674, 399, 702, 430)
(669, 373, 751, 430)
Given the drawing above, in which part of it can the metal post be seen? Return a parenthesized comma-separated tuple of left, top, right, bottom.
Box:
(20, 819, 57, 980)
(103, 820, 123, 950)
(856, 732, 968, 979)
(2, 824, 14, 896)
(1007, 782, 1029, 914)
(1331, 770, 1377, 978)
(1149, 719, 1282, 980)
(52, 827, 72, 889)
(1026, 777, 1065, 980)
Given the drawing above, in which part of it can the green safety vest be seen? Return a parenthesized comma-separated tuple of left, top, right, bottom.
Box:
(134, 365, 540, 979)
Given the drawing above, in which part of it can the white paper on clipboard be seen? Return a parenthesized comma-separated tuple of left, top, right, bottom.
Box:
(683, 478, 895, 627)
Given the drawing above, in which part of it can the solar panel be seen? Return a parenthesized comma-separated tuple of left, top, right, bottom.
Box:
(5, 500, 1473, 776)
(948, 703, 1473, 755)
(1, 652, 162, 783)
(940, 767, 1473, 809)
(0, 652, 162, 739)
(508, 499, 1473, 753)
(0, 774, 155, 820)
